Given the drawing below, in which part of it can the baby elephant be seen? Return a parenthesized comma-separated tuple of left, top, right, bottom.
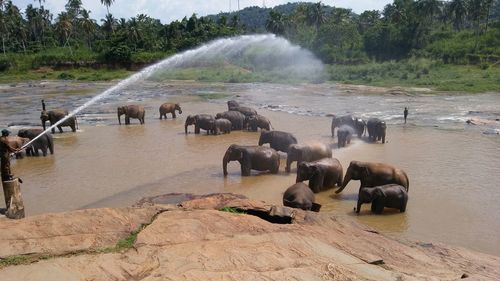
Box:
(337, 125, 354, 148)
(211, 118, 232, 135)
(159, 103, 182, 119)
(356, 184, 408, 214)
(246, 114, 272, 131)
(283, 182, 321, 212)
(296, 158, 343, 193)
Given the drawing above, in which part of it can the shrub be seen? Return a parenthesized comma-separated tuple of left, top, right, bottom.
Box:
(0, 58, 11, 72)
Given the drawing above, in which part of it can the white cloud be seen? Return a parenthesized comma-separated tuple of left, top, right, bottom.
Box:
(15, 0, 392, 23)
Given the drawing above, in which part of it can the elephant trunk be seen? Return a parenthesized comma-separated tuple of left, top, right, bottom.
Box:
(223, 150, 231, 177)
(184, 122, 189, 134)
(335, 172, 351, 194)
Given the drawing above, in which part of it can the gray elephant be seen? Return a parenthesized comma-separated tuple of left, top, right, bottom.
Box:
(331, 115, 355, 137)
(185, 114, 215, 134)
(283, 182, 321, 212)
(17, 128, 54, 157)
(367, 118, 386, 143)
(296, 158, 344, 193)
(210, 118, 232, 135)
(227, 100, 240, 111)
(40, 109, 77, 133)
(353, 118, 366, 137)
(223, 144, 280, 176)
(337, 125, 354, 148)
(117, 105, 145, 125)
(159, 103, 182, 119)
(286, 142, 332, 173)
(246, 114, 272, 131)
(258, 130, 298, 153)
(356, 184, 408, 214)
(336, 160, 409, 194)
(216, 111, 246, 130)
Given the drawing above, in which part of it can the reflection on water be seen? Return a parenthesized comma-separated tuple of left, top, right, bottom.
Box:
(0, 81, 499, 256)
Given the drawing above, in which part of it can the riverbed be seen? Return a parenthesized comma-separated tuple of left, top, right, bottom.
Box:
(1, 80, 499, 256)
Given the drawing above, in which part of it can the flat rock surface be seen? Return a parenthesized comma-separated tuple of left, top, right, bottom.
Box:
(0, 193, 499, 280)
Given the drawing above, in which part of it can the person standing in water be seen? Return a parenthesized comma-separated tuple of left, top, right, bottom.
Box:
(404, 107, 409, 124)
(0, 129, 20, 181)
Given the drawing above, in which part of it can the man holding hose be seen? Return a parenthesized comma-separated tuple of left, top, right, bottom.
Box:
(0, 129, 20, 181)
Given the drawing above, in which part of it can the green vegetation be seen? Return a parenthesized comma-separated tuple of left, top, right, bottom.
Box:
(0, 223, 147, 268)
(328, 59, 500, 92)
(0, 0, 498, 92)
(220, 207, 246, 214)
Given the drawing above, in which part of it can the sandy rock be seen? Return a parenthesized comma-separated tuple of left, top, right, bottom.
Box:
(0, 193, 499, 280)
(0, 206, 162, 257)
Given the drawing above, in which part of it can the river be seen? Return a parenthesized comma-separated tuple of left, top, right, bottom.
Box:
(1, 80, 499, 256)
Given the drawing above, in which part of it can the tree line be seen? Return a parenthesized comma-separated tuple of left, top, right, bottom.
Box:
(0, 0, 498, 71)
(265, 0, 499, 64)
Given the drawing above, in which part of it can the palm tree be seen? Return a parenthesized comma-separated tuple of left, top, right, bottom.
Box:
(100, 0, 115, 16)
(265, 10, 286, 35)
(0, 0, 8, 55)
(55, 11, 73, 52)
(306, 2, 326, 31)
(80, 9, 96, 49)
(446, 0, 468, 30)
(101, 13, 116, 37)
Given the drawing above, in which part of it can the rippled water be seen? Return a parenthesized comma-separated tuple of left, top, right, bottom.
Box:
(0, 81, 499, 256)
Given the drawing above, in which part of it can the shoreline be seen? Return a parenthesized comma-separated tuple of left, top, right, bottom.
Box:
(0, 193, 499, 279)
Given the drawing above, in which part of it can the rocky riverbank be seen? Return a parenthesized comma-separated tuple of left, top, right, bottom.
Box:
(0, 193, 498, 280)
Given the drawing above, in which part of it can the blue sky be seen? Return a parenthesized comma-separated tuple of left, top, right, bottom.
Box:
(15, 0, 393, 23)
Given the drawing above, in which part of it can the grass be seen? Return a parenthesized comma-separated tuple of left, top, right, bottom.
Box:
(327, 59, 500, 93)
(0, 67, 134, 83)
(220, 207, 246, 214)
(0, 224, 145, 268)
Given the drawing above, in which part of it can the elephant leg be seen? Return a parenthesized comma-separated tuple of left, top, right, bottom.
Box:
(370, 202, 377, 213)
(58, 125, 63, 133)
(241, 164, 251, 176)
(270, 159, 280, 174)
(125, 116, 130, 125)
(51, 127, 56, 134)
(172, 112, 176, 118)
(356, 200, 362, 213)
(382, 134, 386, 144)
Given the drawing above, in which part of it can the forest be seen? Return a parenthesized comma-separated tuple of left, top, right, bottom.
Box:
(0, 0, 498, 90)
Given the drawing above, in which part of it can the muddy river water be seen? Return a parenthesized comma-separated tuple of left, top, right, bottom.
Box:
(1, 80, 499, 256)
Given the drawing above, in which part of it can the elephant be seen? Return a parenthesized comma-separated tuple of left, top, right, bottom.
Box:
(286, 142, 332, 173)
(356, 184, 408, 214)
(159, 103, 182, 119)
(5, 136, 30, 159)
(283, 182, 321, 212)
(40, 109, 77, 133)
(185, 114, 215, 134)
(209, 118, 232, 135)
(367, 118, 386, 143)
(337, 125, 354, 148)
(17, 128, 54, 157)
(117, 105, 145, 125)
(331, 115, 355, 137)
(215, 111, 246, 130)
(227, 100, 240, 111)
(258, 130, 298, 153)
(245, 114, 272, 131)
(223, 144, 280, 176)
(335, 160, 409, 194)
(233, 106, 258, 117)
(353, 118, 366, 137)
(296, 158, 343, 193)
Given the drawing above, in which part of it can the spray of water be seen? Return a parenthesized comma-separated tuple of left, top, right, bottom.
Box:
(21, 34, 323, 150)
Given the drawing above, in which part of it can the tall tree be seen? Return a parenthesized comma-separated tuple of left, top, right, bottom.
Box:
(100, 0, 115, 16)
(265, 10, 286, 35)
(446, 0, 469, 30)
(306, 2, 326, 31)
(80, 9, 95, 49)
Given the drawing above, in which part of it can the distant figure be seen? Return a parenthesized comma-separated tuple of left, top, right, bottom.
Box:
(41, 100, 46, 111)
(0, 129, 19, 181)
(404, 107, 408, 124)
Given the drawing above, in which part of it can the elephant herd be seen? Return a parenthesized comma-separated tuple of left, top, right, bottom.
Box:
(331, 114, 387, 147)
(219, 104, 408, 215)
(11, 98, 408, 215)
